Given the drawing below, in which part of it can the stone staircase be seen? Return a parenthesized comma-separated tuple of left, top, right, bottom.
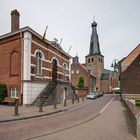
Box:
(31, 81, 57, 106)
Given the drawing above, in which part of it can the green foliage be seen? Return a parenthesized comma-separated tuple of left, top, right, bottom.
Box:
(135, 100, 140, 107)
(77, 77, 84, 89)
(0, 84, 7, 101)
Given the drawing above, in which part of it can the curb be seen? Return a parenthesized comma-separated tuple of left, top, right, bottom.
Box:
(0, 100, 90, 123)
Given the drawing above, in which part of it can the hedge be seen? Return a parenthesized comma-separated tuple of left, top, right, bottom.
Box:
(0, 84, 7, 101)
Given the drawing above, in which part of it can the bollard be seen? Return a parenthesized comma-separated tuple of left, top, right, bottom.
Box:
(64, 99, 67, 106)
(14, 102, 18, 116)
(82, 97, 84, 102)
(54, 102, 57, 109)
(72, 98, 74, 104)
(39, 104, 43, 112)
(77, 97, 79, 103)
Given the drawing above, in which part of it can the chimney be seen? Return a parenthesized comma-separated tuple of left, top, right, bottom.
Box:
(11, 9, 20, 32)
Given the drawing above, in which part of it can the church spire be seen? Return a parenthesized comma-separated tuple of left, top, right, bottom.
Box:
(89, 21, 101, 55)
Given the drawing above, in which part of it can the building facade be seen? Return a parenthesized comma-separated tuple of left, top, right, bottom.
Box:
(71, 56, 96, 93)
(121, 44, 140, 95)
(0, 10, 72, 105)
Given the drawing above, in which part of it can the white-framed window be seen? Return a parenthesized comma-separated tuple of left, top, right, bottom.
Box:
(71, 70, 74, 74)
(36, 51, 42, 75)
(76, 69, 79, 74)
(11, 88, 18, 98)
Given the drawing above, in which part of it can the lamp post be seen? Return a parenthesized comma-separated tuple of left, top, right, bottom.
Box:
(111, 59, 122, 101)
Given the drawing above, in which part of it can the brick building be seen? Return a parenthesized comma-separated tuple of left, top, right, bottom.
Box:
(0, 10, 73, 105)
(71, 21, 118, 93)
(121, 44, 140, 95)
(71, 56, 96, 93)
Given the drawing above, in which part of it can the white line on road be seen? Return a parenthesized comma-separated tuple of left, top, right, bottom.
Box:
(99, 96, 114, 114)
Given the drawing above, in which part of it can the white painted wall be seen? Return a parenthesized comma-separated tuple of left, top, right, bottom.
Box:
(23, 31, 31, 105)
(23, 82, 47, 105)
(23, 32, 31, 80)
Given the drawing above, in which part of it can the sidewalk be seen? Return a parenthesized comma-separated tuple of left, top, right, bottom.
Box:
(0, 98, 90, 123)
(39, 95, 137, 140)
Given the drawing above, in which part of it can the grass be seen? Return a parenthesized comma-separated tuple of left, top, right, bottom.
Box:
(130, 98, 140, 108)
(135, 99, 140, 108)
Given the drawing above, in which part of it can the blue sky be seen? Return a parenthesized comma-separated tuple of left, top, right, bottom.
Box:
(0, 0, 140, 69)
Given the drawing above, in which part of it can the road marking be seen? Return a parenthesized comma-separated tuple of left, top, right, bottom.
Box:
(99, 97, 114, 114)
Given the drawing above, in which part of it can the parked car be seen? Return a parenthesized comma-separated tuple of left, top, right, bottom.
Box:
(96, 92, 103, 97)
(86, 92, 97, 100)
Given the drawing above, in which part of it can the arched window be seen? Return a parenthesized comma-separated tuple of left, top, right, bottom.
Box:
(36, 51, 42, 75)
(63, 63, 67, 76)
(10, 51, 19, 75)
(52, 59, 57, 81)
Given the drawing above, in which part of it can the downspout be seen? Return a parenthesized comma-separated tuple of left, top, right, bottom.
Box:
(20, 32, 23, 105)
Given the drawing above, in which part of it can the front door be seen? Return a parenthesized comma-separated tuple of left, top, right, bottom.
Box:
(52, 59, 57, 82)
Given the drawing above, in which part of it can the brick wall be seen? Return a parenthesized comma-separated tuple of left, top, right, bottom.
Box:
(85, 54, 104, 90)
(71, 64, 90, 89)
(31, 35, 70, 83)
(0, 34, 22, 104)
(101, 80, 109, 92)
(122, 54, 140, 94)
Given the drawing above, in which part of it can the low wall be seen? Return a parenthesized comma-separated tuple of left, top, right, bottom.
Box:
(122, 96, 140, 140)
(75, 89, 88, 97)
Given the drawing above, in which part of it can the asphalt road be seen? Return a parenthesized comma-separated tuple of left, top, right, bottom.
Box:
(0, 95, 113, 140)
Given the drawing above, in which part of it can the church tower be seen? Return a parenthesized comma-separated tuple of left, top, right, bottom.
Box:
(85, 21, 104, 91)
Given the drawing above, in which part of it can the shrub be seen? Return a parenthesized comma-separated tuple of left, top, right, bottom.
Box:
(135, 100, 140, 107)
(0, 84, 7, 101)
(77, 77, 84, 89)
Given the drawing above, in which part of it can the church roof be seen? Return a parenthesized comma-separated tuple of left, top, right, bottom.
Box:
(101, 69, 112, 80)
(101, 73, 110, 80)
(89, 21, 101, 55)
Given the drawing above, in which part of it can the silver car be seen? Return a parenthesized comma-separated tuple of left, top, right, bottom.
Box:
(86, 92, 97, 99)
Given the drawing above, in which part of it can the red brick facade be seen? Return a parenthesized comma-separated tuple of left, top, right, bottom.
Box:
(71, 57, 96, 93)
(0, 10, 71, 105)
(0, 34, 22, 103)
(122, 54, 140, 95)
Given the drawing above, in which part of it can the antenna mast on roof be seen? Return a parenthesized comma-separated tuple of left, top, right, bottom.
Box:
(59, 38, 63, 45)
(68, 45, 72, 54)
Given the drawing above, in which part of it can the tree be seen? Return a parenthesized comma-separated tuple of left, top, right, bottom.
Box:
(78, 77, 84, 88)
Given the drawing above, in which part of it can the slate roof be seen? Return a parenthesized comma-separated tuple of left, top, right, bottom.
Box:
(89, 21, 101, 55)
(49, 41, 64, 51)
(101, 69, 112, 80)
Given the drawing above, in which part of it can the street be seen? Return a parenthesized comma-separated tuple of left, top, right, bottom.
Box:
(0, 95, 136, 140)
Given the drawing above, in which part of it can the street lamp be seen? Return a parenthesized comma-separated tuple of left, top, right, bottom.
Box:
(111, 59, 122, 101)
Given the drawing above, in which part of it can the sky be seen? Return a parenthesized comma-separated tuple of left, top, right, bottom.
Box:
(0, 0, 140, 70)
